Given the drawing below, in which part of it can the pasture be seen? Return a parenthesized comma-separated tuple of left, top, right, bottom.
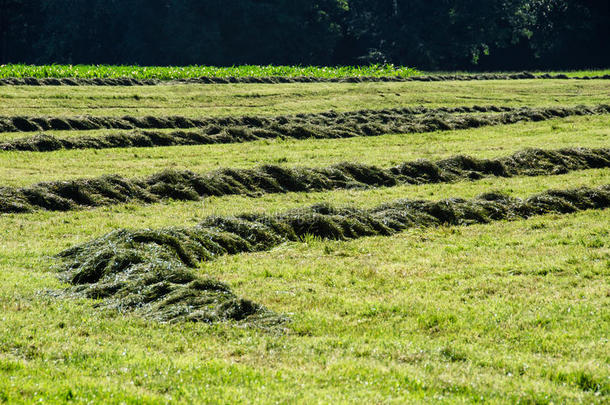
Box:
(0, 70, 608, 403)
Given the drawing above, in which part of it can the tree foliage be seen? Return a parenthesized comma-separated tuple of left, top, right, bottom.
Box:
(0, 0, 608, 69)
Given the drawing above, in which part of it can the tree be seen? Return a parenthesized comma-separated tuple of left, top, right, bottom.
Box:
(0, 0, 607, 69)
(0, 0, 41, 64)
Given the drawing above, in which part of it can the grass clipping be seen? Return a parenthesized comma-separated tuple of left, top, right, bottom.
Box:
(0, 104, 518, 134)
(2, 147, 609, 214)
(2, 106, 609, 151)
(55, 184, 610, 325)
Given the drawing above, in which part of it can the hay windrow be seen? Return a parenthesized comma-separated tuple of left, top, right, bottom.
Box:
(55, 184, 610, 324)
(2, 72, 609, 86)
(0, 104, 519, 134)
(1, 105, 608, 152)
(2, 147, 608, 214)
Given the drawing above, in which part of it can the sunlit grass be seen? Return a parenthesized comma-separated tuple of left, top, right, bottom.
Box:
(0, 75, 608, 402)
(0, 64, 420, 80)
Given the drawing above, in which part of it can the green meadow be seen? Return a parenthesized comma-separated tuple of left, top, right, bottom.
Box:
(0, 75, 608, 403)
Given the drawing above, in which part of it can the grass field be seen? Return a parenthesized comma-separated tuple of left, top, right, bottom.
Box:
(0, 73, 608, 403)
(2, 79, 609, 118)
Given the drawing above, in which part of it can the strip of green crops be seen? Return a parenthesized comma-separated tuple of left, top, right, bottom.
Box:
(0, 64, 420, 80)
(3, 64, 609, 80)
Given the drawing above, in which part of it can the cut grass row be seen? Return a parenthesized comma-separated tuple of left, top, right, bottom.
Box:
(0, 64, 421, 80)
(55, 183, 609, 325)
(6, 73, 610, 88)
(2, 80, 609, 118)
(2, 147, 607, 214)
(3, 167, 607, 253)
(1, 114, 609, 188)
(0, 104, 521, 133)
(3, 105, 607, 156)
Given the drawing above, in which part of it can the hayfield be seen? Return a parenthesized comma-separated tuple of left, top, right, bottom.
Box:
(0, 69, 608, 403)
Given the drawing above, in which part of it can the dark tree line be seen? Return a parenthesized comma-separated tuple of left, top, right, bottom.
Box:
(1, 0, 608, 70)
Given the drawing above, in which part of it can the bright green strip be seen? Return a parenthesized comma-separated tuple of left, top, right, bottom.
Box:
(0, 64, 419, 80)
(2, 64, 609, 80)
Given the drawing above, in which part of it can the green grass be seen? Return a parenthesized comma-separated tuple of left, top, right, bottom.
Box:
(1, 79, 609, 118)
(0, 64, 420, 80)
(0, 77, 609, 403)
(533, 69, 610, 77)
(432, 69, 610, 78)
(2, 64, 608, 81)
(1, 171, 608, 403)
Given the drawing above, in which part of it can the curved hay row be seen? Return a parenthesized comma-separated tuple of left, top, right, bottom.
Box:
(0, 104, 517, 133)
(3, 147, 608, 214)
(3, 72, 610, 86)
(1, 105, 608, 152)
(56, 184, 610, 324)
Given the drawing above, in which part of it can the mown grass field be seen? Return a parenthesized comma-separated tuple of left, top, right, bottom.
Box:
(0, 71, 609, 403)
(2, 79, 609, 118)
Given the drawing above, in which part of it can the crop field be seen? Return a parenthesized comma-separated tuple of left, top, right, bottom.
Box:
(0, 68, 609, 403)
(2, 65, 610, 87)
(0, 64, 422, 81)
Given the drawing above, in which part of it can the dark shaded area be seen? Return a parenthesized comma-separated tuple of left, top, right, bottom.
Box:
(3, 147, 608, 214)
(1, 1, 608, 70)
(55, 184, 610, 323)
